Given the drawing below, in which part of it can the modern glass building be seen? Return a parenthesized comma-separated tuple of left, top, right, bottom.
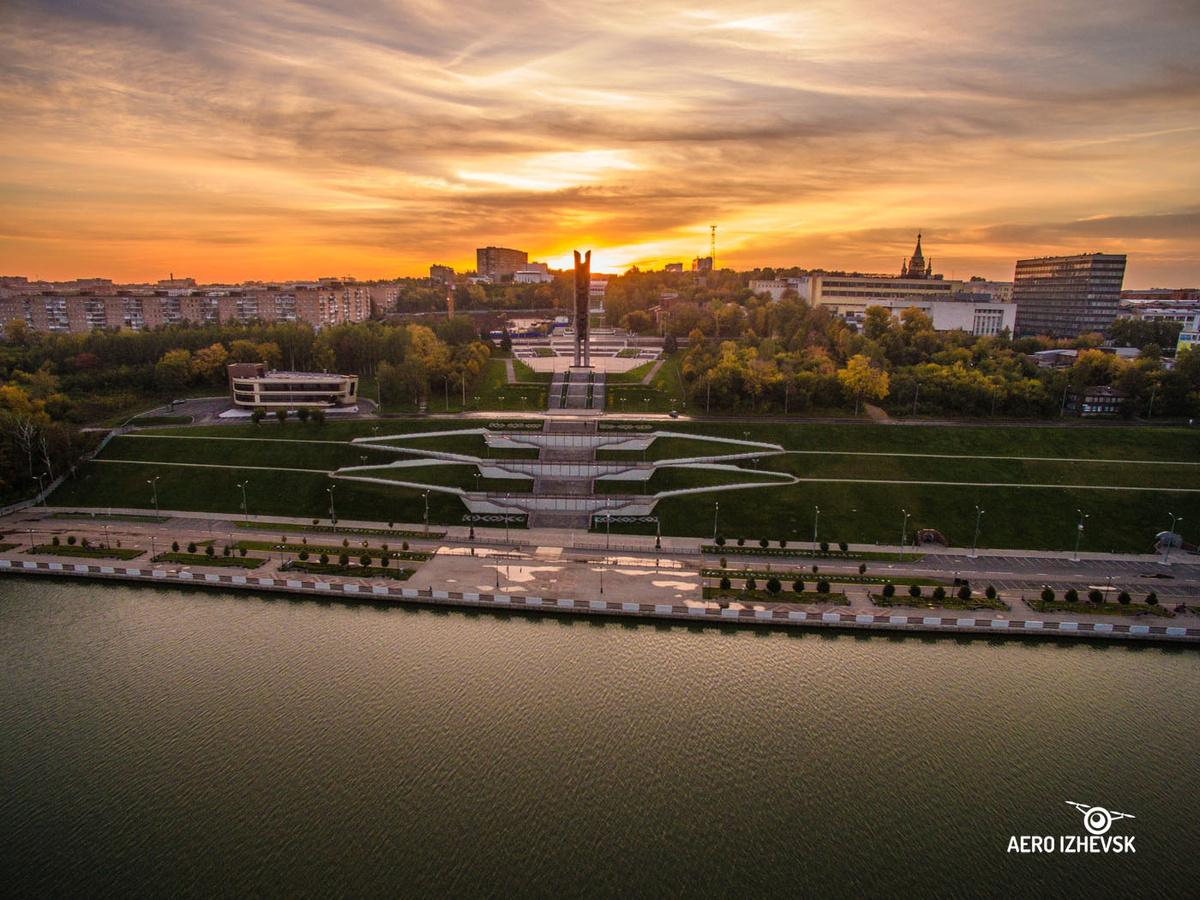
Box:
(1013, 253, 1126, 338)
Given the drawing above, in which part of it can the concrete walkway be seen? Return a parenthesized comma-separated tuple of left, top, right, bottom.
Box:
(640, 359, 664, 385)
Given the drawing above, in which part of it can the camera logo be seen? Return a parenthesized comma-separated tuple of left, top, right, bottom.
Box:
(1065, 802, 1136, 836)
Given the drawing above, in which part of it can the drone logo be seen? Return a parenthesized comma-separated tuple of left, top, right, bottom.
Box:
(1065, 801, 1135, 836)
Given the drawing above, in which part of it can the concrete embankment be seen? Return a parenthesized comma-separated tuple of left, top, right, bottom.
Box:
(3, 558, 1197, 646)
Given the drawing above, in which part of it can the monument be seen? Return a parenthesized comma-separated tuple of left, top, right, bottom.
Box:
(573, 250, 590, 367)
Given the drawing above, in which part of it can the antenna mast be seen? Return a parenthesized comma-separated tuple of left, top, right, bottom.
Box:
(710, 225, 717, 270)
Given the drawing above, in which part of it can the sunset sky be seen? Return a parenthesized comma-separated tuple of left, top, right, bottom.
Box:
(2, 0, 1198, 286)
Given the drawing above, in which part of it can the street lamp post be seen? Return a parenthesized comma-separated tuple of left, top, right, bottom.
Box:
(237, 480, 250, 526)
(36, 473, 47, 507)
(103, 524, 110, 549)
(505, 494, 510, 543)
(972, 506, 985, 558)
(327, 484, 336, 528)
(1165, 512, 1182, 564)
(606, 512, 611, 551)
(147, 476, 160, 522)
(900, 509, 910, 562)
(423, 491, 430, 535)
(1073, 509, 1088, 561)
(150, 535, 156, 559)
(713, 501, 719, 542)
(812, 506, 820, 557)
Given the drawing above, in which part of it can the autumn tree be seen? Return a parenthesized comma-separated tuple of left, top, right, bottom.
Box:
(837, 354, 890, 415)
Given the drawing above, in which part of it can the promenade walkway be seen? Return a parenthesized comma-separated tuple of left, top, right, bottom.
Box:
(4, 504, 1198, 643)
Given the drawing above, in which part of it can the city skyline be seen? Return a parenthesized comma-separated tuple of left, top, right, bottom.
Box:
(2, 1, 1199, 287)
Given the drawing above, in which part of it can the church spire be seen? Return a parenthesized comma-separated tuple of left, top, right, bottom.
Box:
(906, 232, 928, 279)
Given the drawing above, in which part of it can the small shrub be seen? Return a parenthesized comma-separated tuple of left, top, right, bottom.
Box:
(1117, 591, 1131, 605)
(792, 579, 804, 594)
(985, 584, 997, 600)
(298, 549, 309, 561)
(338, 552, 349, 567)
(811, 564, 819, 574)
(251, 408, 265, 424)
(239, 547, 247, 557)
(380, 556, 389, 569)
(819, 540, 829, 553)
(838, 541, 848, 552)
(311, 408, 325, 426)
(759, 538, 769, 549)
(342, 538, 350, 548)
(719, 557, 727, 569)
(116, 540, 121, 548)
(858, 563, 867, 575)
(402, 541, 409, 551)
(816, 580, 830, 594)
(909, 584, 922, 598)
(1088, 589, 1103, 603)
(205, 544, 215, 558)
(882, 583, 895, 598)
(171, 541, 179, 552)
(720, 576, 731, 590)
(319, 553, 329, 565)
(957, 584, 972, 602)
(932, 586, 947, 601)
(715, 535, 726, 547)
(67, 535, 76, 545)
(1146, 591, 1158, 606)
(381, 544, 389, 553)
(51, 535, 60, 546)
(779, 539, 787, 548)
(766, 577, 781, 595)
(312, 518, 319, 526)
(736, 537, 744, 547)
(296, 407, 310, 424)
(222, 545, 231, 557)
(1040, 586, 1055, 602)
(1064, 588, 1079, 603)
(275, 408, 288, 424)
(81, 538, 90, 548)
(301, 537, 307, 545)
(359, 553, 371, 567)
(187, 542, 197, 554)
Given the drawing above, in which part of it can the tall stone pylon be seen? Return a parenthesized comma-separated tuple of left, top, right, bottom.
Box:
(573, 250, 591, 367)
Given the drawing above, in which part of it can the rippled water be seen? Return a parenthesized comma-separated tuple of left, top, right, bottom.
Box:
(2, 577, 1198, 898)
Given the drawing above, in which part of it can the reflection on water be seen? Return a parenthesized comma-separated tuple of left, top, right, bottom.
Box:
(1, 577, 1198, 898)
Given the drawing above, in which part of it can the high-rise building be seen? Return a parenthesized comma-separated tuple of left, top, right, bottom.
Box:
(476, 246, 528, 282)
(1013, 253, 1126, 338)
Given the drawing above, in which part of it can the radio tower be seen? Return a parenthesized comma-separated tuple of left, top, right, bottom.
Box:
(710, 225, 717, 270)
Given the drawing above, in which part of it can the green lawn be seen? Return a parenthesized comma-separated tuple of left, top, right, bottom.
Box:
(52, 462, 472, 528)
(666, 421, 1200, 462)
(153, 552, 268, 568)
(511, 359, 553, 383)
(32, 544, 144, 560)
(649, 478, 1199, 552)
(702, 586, 851, 605)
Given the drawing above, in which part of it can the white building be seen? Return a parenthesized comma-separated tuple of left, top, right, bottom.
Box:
(749, 277, 812, 301)
(831, 297, 1016, 337)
